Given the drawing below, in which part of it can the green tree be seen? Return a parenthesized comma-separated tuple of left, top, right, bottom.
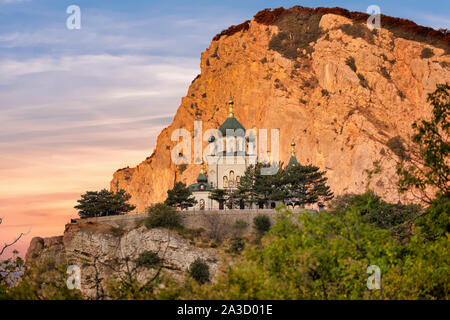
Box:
(145, 203, 181, 229)
(397, 83, 449, 203)
(282, 164, 334, 206)
(188, 258, 210, 284)
(164, 182, 197, 210)
(209, 189, 227, 209)
(178, 205, 448, 300)
(253, 214, 271, 236)
(74, 189, 135, 218)
(330, 191, 422, 242)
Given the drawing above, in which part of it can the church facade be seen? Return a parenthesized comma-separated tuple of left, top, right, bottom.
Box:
(187, 98, 300, 211)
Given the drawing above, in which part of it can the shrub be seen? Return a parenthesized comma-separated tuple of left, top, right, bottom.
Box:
(253, 215, 271, 236)
(109, 226, 125, 237)
(346, 56, 357, 72)
(420, 47, 434, 59)
(357, 73, 369, 88)
(230, 237, 246, 253)
(135, 251, 162, 268)
(341, 23, 375, 44)
(380, 66, 391, 80)
(188, 258, 210, 284)
(386, 136, 407, 160)
(234, 219, 248, 231)
(268, 11, 324, 60)
(145, 203, 181, 229)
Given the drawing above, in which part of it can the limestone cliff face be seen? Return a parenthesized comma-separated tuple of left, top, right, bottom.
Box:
(26, 219, 220, 299)
(111, 7, 450, 211)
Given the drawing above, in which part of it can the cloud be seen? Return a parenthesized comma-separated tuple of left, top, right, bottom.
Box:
(417, 13, 450, 29)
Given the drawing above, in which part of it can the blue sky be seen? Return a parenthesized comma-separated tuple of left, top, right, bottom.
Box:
(0, 0, 449, 256)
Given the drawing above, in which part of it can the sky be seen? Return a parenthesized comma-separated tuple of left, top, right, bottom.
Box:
(0, 0, 449, 258)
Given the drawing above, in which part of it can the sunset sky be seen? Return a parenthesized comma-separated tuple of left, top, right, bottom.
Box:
(1, 0, 449, 258)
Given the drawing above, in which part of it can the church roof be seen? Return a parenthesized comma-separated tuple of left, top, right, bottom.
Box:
(188, 182, 211, 192)
(287, 155, 300, 168)
(286, 139, 299, 168)
(218, 98, 245, 136)
(188, 162, 211, 192)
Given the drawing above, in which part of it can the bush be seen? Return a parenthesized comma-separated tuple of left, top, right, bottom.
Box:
(188, 258, 210, 284)
(253, 215, 271, 236)
(268, 11, 324, 60)
(357, 73, 369, 88)
(145, 203, 181, 229)
(230, 237, 246, 254)
(341, 23, 375, 44)
(346, 56, 357, 72)
(135, 251, 162, 268)
(420, 47, 434, 59)
(380, 66, 391, 80)
(386, 136, 407, 160)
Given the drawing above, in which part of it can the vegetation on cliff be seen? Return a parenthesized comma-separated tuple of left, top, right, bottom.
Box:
(74, 189, 136, 218)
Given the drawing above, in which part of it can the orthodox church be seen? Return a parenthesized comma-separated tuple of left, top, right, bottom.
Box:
(187, 98, 300, 211)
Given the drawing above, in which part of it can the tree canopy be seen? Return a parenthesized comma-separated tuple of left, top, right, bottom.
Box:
(235, 162, 333, 207)
(164, 182, 197, 210)
(74, 189, 136, 218)
(397, 83, 449, 203)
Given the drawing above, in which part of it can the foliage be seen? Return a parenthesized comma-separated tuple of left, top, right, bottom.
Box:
(188, 258, 210, 284)
(180, 204, 449, 300)
(283, 164, 334, 205)
(414, 194, 450, 241)
(230, 237, 246, 254)
(357, 73, 369, 88)
(164, 182, 197, 210)
(330, 191, 421, 241)
(341, 23, 375, 44)
(208, 189, 227, 208)
(1, 255, 82, 300)
(253, 215, 271, 236)
(346, 56, 357, 72)
(74, 189, 135, 218)
(420, 47, 434, 59)
(145, 203, 181, 229)
(236, 162, 333, 207)
(397, 83, 450, 203)
(135, 251, 162, 268)
(268, 10, 324, 59)
(387, 136, 407, 160)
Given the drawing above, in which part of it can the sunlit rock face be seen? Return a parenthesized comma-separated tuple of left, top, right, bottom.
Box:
(111, 7, 450, 211)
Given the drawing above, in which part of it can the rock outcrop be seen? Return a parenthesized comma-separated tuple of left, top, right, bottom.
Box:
(111, 6, 449, 211)
(26, 219, 220, 299)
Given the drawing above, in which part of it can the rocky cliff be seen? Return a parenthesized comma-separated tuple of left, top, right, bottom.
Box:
(25, 217, 221, 299)
(111, 6, 450, 211)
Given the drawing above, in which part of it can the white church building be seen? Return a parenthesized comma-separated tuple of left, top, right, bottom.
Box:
(187, 98, 301, 211)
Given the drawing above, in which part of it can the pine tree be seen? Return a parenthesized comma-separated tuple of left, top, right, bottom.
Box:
(209, 189, 227, 209)
(74, 189, 136, 218)
(164, 182, 197, 210)
(283, 164, 334, 205)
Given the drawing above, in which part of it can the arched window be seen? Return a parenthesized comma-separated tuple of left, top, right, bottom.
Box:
(229, 171, 235, 187)
(199, 199, 205, 210)
(236, 176, 240, 186)
(223, 176, 228, 188)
